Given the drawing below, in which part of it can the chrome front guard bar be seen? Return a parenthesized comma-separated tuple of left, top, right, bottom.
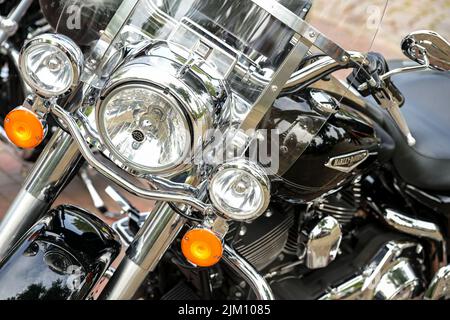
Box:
(51, 104, 212, 215)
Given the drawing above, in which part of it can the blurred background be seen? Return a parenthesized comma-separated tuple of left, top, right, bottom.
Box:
(311, 0, 450, 58)
(0, 0, 449, 222)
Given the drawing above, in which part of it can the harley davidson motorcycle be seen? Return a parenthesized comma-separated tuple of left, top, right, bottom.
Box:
(0, 0, 449, 300)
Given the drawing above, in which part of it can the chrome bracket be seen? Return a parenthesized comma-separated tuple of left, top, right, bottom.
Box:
(240, 36, 310, 131)
(250, 0, 350, 64)
(239, 0, 351, 137)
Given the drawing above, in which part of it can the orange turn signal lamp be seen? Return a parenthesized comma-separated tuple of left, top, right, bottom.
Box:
(4, 107, 46, 149)
(181, 228, 223, 267)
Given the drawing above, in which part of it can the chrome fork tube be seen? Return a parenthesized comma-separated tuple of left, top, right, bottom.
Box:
(0, 129, 82, 258)
(99, 202, 185, 299)
(0, 0, 34, 45)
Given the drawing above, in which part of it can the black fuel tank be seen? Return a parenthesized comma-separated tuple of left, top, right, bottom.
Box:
(260, 90, 393, 203)
(0, 205, 121, 300)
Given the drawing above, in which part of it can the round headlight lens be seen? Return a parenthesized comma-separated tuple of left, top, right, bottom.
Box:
(209, 160, 270, 221)
(98, 84, 191, 174)
(19, 34, 82, 97)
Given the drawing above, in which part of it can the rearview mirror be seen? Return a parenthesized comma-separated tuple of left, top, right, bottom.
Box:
(401, 30, 450, 71)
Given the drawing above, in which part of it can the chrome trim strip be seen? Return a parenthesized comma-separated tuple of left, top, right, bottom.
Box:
(383, 208, 443, 242)
(222, 244, 275, 300)
(425, 265, 450, 300)
(50, 104, 211, 214)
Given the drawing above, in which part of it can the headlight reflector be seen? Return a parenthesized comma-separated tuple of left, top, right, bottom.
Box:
(97, 84, 191, 175)
(19, 34, 83, 97)
(209, 160, 271, 221)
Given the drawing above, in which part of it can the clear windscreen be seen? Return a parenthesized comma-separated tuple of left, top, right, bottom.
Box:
(76, 0, 312, 97)
(50, 0, 388, 176)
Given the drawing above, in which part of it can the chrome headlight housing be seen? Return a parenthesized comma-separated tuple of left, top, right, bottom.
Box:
(97, 83, 191, 175)
(96, 42, 221, 177)
(19, 33, 83, 97)
(209, 159, 271, 221)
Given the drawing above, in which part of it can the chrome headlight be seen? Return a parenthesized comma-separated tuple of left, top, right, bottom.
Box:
(97, 83, 191, 175)
(95, 42, 224, 177)
(209, 160, 271, 221)
(19, 33, 83, 97)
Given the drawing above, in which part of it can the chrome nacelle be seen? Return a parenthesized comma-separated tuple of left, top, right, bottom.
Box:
(85, 40, 230, 177)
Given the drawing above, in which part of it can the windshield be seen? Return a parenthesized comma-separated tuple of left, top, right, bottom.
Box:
(50, 0, 388, 176)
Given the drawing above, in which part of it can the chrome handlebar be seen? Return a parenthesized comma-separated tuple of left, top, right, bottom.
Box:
(283, 51, 368, 92)
(284, 50, 418, 147)
(50, 48, 416, 217)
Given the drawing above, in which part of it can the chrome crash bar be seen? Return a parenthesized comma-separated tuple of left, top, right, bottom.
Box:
(50, 104, 212, 215)
(223, 245, 275, 300)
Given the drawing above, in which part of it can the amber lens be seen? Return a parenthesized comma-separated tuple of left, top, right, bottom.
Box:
(181, 228, 223, 267)
(4, 107, 45, 149)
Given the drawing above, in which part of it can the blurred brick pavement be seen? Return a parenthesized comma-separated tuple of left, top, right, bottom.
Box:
(0, 142, 153, 225)
(311, 0, 450, 59)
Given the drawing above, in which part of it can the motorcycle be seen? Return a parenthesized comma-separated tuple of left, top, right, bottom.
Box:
(0, 0, 449, 300)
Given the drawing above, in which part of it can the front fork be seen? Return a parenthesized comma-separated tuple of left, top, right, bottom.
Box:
(99, 202, 185, 299)
(0, 128, 82, 258)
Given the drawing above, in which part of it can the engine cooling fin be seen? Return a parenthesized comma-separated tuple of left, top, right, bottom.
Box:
(161, 281, 200, 300)
(226, 204, 295, 271)
(315, 178, 362, 226)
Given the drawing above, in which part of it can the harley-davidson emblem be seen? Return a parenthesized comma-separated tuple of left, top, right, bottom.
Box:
(325, 150, 369, 173)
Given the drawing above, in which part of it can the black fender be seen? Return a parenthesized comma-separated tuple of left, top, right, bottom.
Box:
(0, 205, 121, 300)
